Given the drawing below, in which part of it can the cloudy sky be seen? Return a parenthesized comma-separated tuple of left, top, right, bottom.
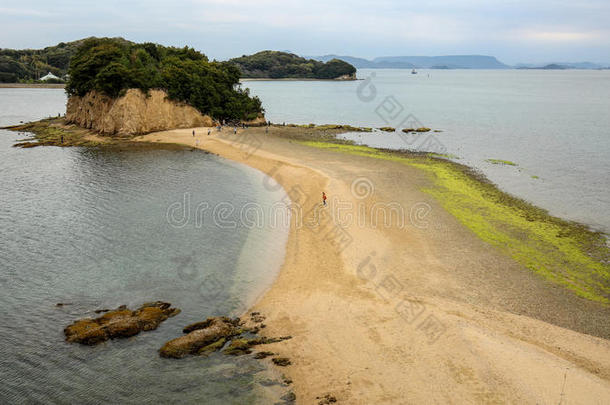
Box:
(1, 0, 609, 64)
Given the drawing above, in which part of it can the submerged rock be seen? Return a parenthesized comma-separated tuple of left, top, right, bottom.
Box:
(272, 357, 291, 366)
(197, 337, 227, 356)
(317, 394, 337, 404)
(159, 317, 240, 358)
(222, 335, 293, 356)
(250, 313, 266, 323)
(280, 391, 296, 403)
(64, 301, 180, 345)
(161, 312, 293, 360)
(223, 338, 253, 356)
(254, 351, 275, 359)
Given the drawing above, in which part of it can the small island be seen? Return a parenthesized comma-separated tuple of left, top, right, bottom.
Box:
(229, 51, 357, 80)
(60, 38, 265, 135)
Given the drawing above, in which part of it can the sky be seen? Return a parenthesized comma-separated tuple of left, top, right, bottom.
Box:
(1, 0, 609, 65)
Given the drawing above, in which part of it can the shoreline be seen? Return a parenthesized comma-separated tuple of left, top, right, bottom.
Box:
(240, 77, 359, 82)
(136, 126, 610, 403)
(6, 120, 610, 403)
(0, 83, 65, 89)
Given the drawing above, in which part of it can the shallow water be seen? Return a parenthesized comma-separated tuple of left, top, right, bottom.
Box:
(243, 69, 610, 233)
(0, 89, 290, 404)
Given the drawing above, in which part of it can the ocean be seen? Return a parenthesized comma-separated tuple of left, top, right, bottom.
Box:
(243, 69, 610, 234)
(0, 88, 290, 404)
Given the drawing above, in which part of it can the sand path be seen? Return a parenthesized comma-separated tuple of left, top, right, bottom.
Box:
(138, 127, 610, 404)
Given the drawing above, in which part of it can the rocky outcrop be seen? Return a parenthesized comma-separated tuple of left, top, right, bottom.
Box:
(66, 89, 214, 136)
(159, 316, 240, 358)
(64, 301, 180, 345)
(159, 312, 292, 359)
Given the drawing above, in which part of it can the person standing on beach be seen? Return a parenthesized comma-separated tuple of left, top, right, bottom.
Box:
(322, 192, 327, 206)
(192, 130, 195, 137)
(207, 129, 211, 136)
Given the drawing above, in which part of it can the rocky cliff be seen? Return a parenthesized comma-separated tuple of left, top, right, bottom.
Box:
(66, 89, 214, 135)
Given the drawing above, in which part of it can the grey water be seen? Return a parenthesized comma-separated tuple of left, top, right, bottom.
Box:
(243, 69, 610, 233)
(0, 88, 290, 404)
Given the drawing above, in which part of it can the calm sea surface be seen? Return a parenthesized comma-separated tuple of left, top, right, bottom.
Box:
(244, 69, 610, 233)
(1, 71, 608, 401)
(0, 88, 290, 404)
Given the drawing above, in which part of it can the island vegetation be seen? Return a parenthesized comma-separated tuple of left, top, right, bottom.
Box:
(66, 38, 263, 121)
(229, 51, 356, 79)
(0, 38, 92, 83)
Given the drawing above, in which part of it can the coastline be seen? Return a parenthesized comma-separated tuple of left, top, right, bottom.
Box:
(240, 77, 359, 82)
(0, 83, 65, 89)
(135, 126, 610, 404)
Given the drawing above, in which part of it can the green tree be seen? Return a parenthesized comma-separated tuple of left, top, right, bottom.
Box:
(65, 38, 262, 120)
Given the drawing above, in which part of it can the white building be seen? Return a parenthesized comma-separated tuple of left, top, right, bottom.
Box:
(40, 72, 60, 81)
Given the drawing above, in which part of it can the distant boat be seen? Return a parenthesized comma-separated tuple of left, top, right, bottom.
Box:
(411, 69, 417, 74)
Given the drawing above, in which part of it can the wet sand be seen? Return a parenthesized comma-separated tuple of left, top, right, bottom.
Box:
(138, 126, 610, 404)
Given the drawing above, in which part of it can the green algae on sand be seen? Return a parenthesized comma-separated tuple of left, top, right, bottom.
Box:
(298, 141, 610, 304)
(5, 118, 102, 148)
(486, 158, 517, 166)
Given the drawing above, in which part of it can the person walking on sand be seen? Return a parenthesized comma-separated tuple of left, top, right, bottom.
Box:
(192, 130, 195, 137)
(322, 192, 327, 206)
(207, 129, 211, 136)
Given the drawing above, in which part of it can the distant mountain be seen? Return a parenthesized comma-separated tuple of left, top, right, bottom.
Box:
(517, 63, 568, 70)
(311, 55, 379, 68)
(515, 61, 608, 69)
(373, 55, 509, 69)
(309, 54, 508, 69)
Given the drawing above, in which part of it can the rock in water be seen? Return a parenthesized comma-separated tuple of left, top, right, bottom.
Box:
(159, 317, 240, 358)
(64, 301, 180, 345)
(272, 357, 291, 366)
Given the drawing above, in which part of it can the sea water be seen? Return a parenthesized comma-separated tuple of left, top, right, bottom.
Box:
(243, 69, 610, 233)
(0, 88, 290, 404)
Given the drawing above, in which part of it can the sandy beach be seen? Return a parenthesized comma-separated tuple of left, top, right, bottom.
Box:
(135, 126, 610, 404)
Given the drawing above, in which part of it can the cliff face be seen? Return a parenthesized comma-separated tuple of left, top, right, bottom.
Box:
(66, 89, 214, 135)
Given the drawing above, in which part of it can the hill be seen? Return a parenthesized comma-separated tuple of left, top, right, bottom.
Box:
(311, 54, 509, 69)
(312, 54, 414, 69)
(373, 55, 509, 69)
(0, 37, 132, 83)
(229, 51, 356, 79)
(515, 62, 609, 69)
(65, 38, 262, 121)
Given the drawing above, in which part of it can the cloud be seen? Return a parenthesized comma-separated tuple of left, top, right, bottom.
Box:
(0, 7, 57, 17)
(0, 0, 608, 63)
(518, 30, 605, 42)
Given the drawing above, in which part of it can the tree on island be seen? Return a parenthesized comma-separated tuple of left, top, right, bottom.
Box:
(66, 38, 263, 121)
(229, 51, 357, 79)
